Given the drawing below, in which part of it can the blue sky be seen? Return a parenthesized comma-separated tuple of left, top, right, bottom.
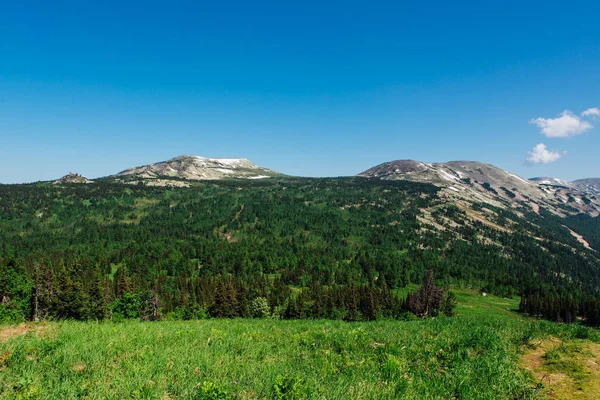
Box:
(1, 0, 599, 183)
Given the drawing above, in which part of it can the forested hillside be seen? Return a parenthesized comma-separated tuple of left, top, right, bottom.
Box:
(1, 177, 599, 324)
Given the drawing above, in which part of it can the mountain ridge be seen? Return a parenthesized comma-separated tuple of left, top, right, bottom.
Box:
(113, 155, 280, 183)
(358, 159, 600, 217)
(44, 156, 600, 216)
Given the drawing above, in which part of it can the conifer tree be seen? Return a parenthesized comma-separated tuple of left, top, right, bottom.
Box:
(88, 270, 107, 320)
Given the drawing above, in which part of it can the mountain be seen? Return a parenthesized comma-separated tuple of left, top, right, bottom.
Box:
(358, 160, 600, 217)
(52, 173, 92, 184)
(573, 178, 600, 195)
(2, 175, 600, 323)
(526, 177, 600, 198)
(529, 177, 575, 189)
(113, 155, 280, 185)
(3, 164, 600, 333)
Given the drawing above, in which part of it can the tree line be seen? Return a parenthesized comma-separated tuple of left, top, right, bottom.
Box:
(519, 293, 600, 327)
(0, 256, 455, 322)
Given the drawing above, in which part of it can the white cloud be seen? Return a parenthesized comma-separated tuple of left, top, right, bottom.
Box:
(582, 107, 600, 117)
(530, 110, 592, 138)
(526, 143, 563, 164)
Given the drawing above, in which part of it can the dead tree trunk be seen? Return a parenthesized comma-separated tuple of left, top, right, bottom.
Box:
(33, 263, 40, 322)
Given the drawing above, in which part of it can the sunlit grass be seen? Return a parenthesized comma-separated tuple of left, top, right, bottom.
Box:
(452, 289, 520, 319)
(1, 292, 597, 399)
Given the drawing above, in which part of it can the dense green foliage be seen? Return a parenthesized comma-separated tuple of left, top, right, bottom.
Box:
(564, 213, 600, 251)
(0, 178, 599, 324)
(520, 292, 600, 326)
(516, 211, 600, 326)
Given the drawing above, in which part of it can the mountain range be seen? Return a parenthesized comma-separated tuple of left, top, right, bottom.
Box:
(358, 160, 600, 217)
(4, 153, 600, 327)
(51, 155, 600, 217)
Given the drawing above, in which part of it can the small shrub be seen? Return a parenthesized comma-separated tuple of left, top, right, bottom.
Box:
(442, 292, 457, 316)
(0, 303, 25, 324)
(110, 292, 140, 319)
(572, 324, 592, 340)
(250, 297, 271, 318)
(167, 304, 209, 320)
(272, 374, 306, 400)
(195, 381, 230, 400)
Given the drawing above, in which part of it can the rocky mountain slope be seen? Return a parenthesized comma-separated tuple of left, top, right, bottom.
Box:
(52, 173, 92, 184)
(113, 155, 280, 185)
(358, 160, 600, 217)
(529, 177, 575, 189)
(573, 178, 600, 195)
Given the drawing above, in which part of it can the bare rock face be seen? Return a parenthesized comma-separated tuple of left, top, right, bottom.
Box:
(115, 155, 280, 182)
(53, 173, 92, 184)
(358, 160, 600, 217)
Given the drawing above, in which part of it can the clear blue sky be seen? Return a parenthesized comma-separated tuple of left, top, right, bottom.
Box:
(1, 0, 599, 183)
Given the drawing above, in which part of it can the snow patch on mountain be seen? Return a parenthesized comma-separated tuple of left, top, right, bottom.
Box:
(438, 169, 460, 182)
(508, 173, 530, 185)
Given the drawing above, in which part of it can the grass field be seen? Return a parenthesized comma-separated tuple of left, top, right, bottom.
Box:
(1, 291, 598, 399)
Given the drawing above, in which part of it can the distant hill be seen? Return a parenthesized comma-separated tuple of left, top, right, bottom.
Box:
(529, 177, 575, 188)
(572, 178, 600, 195)
(113, 155, 280, 185)
(52, 173, 92, 184)
(358, 160, 600, 217)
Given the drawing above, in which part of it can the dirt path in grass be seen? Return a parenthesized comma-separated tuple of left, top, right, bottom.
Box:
(521, 337, 600, 399)
(0, 323, 45, 342)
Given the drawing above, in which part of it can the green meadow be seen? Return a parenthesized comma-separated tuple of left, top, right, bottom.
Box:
(1, 291, 599, 399)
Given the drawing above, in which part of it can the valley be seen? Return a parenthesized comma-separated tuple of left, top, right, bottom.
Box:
(1, 156, 600, 399)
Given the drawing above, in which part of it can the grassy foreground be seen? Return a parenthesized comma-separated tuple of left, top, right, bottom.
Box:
(0, 293, 598, 399)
